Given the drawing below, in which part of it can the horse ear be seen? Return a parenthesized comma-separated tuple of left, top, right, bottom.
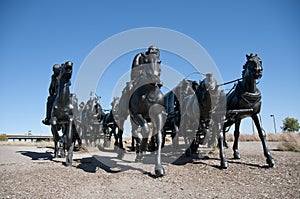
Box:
(246, 54, 250, 60)
(255, 53, 258, 57)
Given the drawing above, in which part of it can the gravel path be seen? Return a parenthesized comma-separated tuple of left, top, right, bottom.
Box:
(0, 142, 299, 198)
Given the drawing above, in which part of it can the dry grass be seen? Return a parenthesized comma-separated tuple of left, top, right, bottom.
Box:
(0, 141, 54, 147)
(225, 133, 293, 142)
(225, 133, 260, 142)
(226, 132, 300, 152)
(277, 133, 300, 152)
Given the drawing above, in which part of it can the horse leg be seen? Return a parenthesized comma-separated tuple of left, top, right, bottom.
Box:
(252, 114, 275, 167)
(233, 118, 241, 159)
(82, 125, 88, 146)
(73, 123, 81, 149)
(219, 122, 228, 169)
(161, 127, 166, 149)
(103, 125, 110, 148)
(118, 127, 124, 150)
(51, 125, 59, 158)
(148, 133, 157, 152)
(134, 114, 149, 151)
(65, 116, 74, 166)
(116, 127, 125, 159)
(112, 126, 118, 148)
(222, 120, 233, 148)
(154, 122, 165, 177)
(208, 120, 218, 148)
(130, 120, 144, 162)
(179, 114, 191, 156)
(77, 127, 82, 148)
(150, 104, 166, 177)
(172, 122, 179, 150)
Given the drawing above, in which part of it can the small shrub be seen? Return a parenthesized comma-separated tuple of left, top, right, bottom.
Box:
(0, 134, 8, 141)
(266, 133, 283, 142)
(277, 133, 300, 152)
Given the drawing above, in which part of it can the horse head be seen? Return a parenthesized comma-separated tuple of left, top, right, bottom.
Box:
(140, 53, 163, 87)
(203, 73, 218, 93)
(111, 97, 120, 123)
(197, 73, 220, 118)
(174, 79, 196, 103)
(243, 53, 263, 79)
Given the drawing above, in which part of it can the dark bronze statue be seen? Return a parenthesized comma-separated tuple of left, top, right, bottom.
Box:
(116, 45, 162, 151)
(102, 98, 123, 149)
(179, 74, 221, 156)
(50, 61, 75, 166)
(116, 46, 166, 177)
(70, 93, 82, 149)
(148, 79, 197, 151)
(218, 54, 275, 169)
(42, 64, 61, 125)
(81, 94, 105, 147)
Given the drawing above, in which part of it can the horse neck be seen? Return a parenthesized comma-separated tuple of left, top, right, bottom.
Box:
(174, 82, 193, 102)
(243, 75, 257, 93)
(57, 77, 70, 105)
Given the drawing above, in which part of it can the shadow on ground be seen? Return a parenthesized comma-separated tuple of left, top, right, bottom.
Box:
(17, 151, 53, 161)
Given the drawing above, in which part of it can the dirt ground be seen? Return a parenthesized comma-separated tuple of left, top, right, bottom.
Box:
(0, 141, 299, 198)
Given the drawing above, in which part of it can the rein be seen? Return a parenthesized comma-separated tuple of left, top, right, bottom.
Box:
(184, 71, 206, 79)
(185, 72, 244, 87)
(217, 77, 244, 87)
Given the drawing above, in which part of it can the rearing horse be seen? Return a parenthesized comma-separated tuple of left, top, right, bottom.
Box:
(50, 61, 74, 166)
(127, 53, 166, 177)
(218, 54, 275, 169)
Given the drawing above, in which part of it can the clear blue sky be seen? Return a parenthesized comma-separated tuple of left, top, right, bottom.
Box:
(0, 0, 299, 135)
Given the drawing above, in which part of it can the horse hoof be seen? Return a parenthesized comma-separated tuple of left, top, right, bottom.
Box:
(117, 149, 125, 159)
(155, 165, 165, 177)
(220, 161, 228, 169)
(103, 142, 110, 148)
(267, 158, 275, 167)
(65, 159, 71, 166)
(135, 153, 144, 163)
(233, 151, 240, 159)
(65, 158, 72, 167)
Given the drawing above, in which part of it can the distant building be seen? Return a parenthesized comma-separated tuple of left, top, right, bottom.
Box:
(6, 134, 52, 142)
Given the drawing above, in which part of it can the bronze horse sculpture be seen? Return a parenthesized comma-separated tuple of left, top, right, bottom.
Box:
(148, 79, 197, 151)
(50, 61, 74, 166)
(117, 53, 166, 177)
(102, 98, 123, 149)
(82, 95, 104, 147)
(165, 79, 197, 147)
(130, 53, 166, 176)
(218, 54, 275, 169)
(179, 74, 221, 156)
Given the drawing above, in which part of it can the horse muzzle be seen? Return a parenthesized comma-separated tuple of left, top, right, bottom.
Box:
(147, 75, 163, 88)
(254, 71, 262, 79)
